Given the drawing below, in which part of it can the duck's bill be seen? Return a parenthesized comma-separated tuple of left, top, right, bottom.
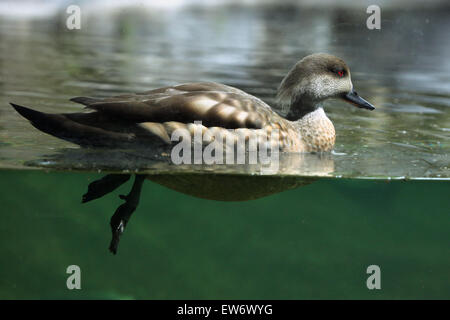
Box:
(342, 90, 375, 110)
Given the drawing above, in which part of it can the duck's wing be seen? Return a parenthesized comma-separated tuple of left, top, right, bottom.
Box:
(71, 82, 274, 129)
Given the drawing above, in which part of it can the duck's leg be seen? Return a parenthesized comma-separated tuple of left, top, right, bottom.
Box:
(82, 174, 131, 203)
(109, 174, 146, 254)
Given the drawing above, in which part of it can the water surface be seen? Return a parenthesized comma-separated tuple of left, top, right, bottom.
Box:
(0, 4, 448, 179)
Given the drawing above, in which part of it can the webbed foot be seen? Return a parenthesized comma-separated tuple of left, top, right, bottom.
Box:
(108, 175, 146, 254)
(82, 174, 131, 203)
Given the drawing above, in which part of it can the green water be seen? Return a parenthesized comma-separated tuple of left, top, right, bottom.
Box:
(0, 170, 448, 299)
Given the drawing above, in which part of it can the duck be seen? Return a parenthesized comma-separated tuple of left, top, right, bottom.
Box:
(10, 53, 374, 153)
(10, 53, 375, 254)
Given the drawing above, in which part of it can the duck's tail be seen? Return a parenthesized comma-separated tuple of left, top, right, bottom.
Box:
(10, 103, 135, 147)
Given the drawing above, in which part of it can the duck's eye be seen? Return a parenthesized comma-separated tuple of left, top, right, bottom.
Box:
(337, 70, 344, 77)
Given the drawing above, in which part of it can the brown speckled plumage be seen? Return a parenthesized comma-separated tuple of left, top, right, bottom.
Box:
(10, 53, 374, 153)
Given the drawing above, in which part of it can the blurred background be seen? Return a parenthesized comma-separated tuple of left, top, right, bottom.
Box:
(0, 0, 449, 299)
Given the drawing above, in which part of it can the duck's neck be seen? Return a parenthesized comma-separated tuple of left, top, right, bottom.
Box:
(291, 107, 336, 152)
(275, 90, 335, 151)
(285, 97, 319, 121)
(276, 83, 320, 121)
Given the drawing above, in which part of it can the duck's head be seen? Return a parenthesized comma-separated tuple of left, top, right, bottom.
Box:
(277, 53, 375, 120)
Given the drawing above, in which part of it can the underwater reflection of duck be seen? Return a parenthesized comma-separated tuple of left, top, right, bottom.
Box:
(10, 53, 374, 254)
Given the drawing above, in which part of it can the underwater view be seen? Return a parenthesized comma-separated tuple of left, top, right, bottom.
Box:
(0, 0, 449, 300)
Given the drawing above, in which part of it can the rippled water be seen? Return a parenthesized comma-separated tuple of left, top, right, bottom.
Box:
(0, 4, 449, 179)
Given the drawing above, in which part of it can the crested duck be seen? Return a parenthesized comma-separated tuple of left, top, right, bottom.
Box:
(11, 53, 374, 153)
